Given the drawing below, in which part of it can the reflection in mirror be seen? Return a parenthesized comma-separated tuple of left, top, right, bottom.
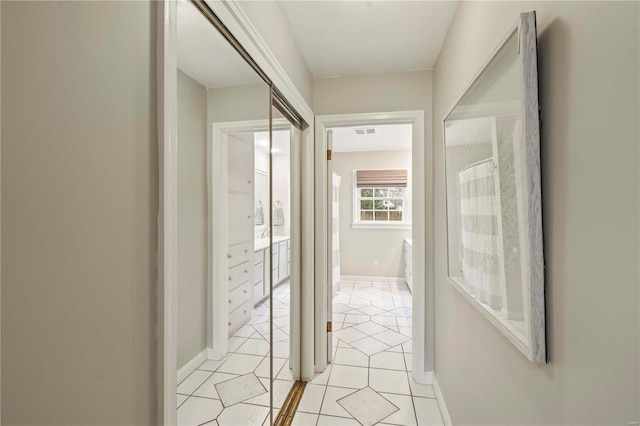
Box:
(266, 107, 295, 423)
(444, 12, 544, 363)
(176, 1, 274, 424)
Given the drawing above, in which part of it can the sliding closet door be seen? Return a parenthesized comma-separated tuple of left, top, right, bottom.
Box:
(175, 1, 274, 424)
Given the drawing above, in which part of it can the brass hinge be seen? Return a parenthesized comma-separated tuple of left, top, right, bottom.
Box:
(327, 322, 332, 332)
(327, 149, 332, 160)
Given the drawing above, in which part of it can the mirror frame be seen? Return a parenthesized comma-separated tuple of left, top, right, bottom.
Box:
(442, 11, 546, 363)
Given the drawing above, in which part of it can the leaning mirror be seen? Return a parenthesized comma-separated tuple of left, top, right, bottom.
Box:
(443, 11, 545, 362)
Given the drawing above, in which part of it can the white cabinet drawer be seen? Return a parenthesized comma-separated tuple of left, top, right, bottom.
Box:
(253, 250, 263, 265)
(228, 262, 251, 291)
(228, 301, 251, 336)
(254, 263, 263, 284)
(228, 242, 252, 268)
(228, 281, 251, 312)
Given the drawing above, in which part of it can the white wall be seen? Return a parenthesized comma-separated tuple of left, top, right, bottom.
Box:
(207, 84, 271, 124)
(332, 150, 412, 277)
(1, 1, 156, 423)
(177, 70, 208, 369)
(272, 152, 290, 236)
(237, 1, 313, 106)
(433, 2, 639, 424)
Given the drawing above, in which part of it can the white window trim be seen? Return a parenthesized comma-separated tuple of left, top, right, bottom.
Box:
(351, 169, 412, 229)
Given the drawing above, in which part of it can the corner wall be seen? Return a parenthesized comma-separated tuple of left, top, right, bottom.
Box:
(432, 2, 640, 424)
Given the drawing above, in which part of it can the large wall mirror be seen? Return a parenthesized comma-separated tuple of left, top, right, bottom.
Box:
(175, 1, 303, 424)
(443, 12, 545, 362)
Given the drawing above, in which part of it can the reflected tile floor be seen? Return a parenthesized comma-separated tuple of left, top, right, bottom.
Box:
(177, 282, 292, 426)
(294, 280, 445, 426)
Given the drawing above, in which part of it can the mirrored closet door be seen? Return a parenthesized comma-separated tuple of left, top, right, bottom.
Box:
(175, 1, 276, 424)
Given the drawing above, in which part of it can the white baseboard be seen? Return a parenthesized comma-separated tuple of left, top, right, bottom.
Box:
(340, 275, 405, 283)
(412, 369, 433, 385)
(433, 373, 452, 426)
(207, 347, 227, 361)
(177, 349, 207, 384)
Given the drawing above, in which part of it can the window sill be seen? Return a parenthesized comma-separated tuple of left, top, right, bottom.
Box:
(351, 222, 412, 230)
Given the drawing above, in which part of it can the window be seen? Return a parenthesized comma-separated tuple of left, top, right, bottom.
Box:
(353, 169, 410, 228)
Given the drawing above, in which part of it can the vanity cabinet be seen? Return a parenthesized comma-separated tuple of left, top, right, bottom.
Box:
(403, 239, 413, 293)
(253, 237, 290, 305)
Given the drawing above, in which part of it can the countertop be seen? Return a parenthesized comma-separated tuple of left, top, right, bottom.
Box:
(254, 235, 290, 251)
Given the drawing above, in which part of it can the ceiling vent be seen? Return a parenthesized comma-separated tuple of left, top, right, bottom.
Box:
(355, 128, 376, 135)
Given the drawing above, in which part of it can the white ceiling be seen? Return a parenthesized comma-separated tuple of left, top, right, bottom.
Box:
(177, 0, 262, 88)
(278, 1, 459, 78)
(332, 123, 412, 153)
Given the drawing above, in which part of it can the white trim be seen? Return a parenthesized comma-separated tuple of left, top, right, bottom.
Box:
(433, 374, 453, 426)
(177, 349, 208, 384)
(0, 1, 3, 418)
(208, 122, 229, 359)
(159, 0, 316, 420)
(158, 1, 178, 424)
(340, 275, 405, 283)
(351, 223, 411, 230)
(315, 111, 432, 384)
(209, 119, 294, 363)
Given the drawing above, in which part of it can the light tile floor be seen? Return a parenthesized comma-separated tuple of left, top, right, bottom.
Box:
(294, 280, 445, 426)
(177, 282, 292, 426)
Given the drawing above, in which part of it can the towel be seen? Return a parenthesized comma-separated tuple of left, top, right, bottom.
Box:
(273, 201, 284, 226)
(255, 201, 264, 226)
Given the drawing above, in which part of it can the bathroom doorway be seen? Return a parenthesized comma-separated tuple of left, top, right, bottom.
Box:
(314, 111, 433, 386)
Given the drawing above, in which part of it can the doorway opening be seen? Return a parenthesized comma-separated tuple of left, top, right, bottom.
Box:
(314, 111, 432, 386)
(328, 123, 414, 372)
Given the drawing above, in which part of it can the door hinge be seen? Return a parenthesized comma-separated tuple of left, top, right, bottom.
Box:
(327, 149, 332, 160)
(327, 322, 332, 332)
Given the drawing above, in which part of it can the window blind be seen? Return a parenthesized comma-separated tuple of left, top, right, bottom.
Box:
(356, 169, 408, 188)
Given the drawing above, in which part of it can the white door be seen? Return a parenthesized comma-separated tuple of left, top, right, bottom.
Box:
(326, 129, 334, 362)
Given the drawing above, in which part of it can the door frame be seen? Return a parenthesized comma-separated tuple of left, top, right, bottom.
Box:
(157, 1, 315, 423)
(314, 111, 434, 384)
(208, 119, 300, 369)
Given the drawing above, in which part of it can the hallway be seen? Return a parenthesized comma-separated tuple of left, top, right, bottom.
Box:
(293, 280, 444, 425)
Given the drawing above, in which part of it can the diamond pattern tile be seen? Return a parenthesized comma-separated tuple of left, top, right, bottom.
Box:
(338, 387, 398, 426)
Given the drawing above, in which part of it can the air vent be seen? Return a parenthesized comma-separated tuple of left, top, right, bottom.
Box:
(355, 128, 376, 135)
